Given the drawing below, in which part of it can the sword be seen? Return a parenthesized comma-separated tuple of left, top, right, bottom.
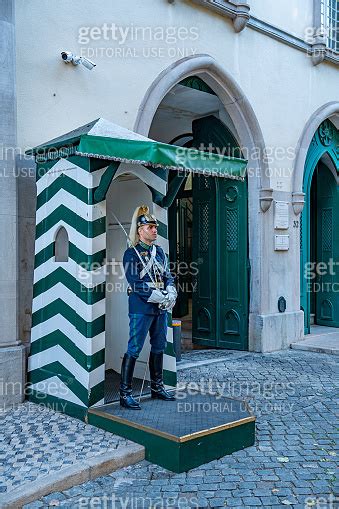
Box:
(138, 360, 149, 403)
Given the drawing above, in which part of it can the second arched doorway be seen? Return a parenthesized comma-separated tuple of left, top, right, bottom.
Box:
(300, 119, 339, 333)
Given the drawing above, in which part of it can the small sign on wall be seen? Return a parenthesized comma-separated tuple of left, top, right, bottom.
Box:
(275, 234, 289, 251)
(274, 201, 289, 230)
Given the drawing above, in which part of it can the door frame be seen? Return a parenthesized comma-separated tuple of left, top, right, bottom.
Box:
(300, 120, 339, 333)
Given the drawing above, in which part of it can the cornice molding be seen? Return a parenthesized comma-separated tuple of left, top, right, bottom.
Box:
(191, 0, 250, 32)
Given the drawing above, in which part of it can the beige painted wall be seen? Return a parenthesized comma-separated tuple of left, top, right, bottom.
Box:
(15, 0, 338, 195)
(250, 0, 314, 39)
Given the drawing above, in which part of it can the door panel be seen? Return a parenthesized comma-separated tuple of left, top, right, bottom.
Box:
(300, 203, 310, 333)
(316, 163, 339, 326)
(176, 200, 189, 317)
(189, 114, 249, 349)
(192, 175, 249, 349)
(168, 199, 190, 318)
(218, 179, 249, 349)
(192, 175, 217, 345)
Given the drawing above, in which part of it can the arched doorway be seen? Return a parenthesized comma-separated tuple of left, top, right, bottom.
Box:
(147, 75, 249, 350)
(134, 55, 268, 352)
(300, 119, 339, 333)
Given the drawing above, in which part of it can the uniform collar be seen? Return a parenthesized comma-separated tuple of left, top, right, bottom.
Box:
(138, 240, 153, 250)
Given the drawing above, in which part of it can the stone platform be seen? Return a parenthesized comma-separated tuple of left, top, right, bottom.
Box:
(89, 390, 255, 473)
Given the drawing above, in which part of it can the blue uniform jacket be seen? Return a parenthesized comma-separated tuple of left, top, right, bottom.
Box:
(123, 242, 175, 315)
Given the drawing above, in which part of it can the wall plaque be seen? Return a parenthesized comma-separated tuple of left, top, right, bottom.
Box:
(274, 234, 289, 251)
(274, 201, 289, 229)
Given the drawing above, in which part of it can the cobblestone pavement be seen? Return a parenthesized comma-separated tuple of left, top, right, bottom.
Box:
(24, 349, 338, 508)
(0, 402, 132, 495)
(180, 349, 237, 362)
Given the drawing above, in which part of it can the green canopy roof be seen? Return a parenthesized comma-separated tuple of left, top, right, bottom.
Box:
(27, 118, 247, 180)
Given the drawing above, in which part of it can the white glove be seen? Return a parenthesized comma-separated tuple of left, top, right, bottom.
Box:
(162, 285, 177, 311)
(147, 289, 169, 304)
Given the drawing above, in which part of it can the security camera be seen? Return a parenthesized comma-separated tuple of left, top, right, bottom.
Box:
(80, 56, 96, 70)
(61, 51, 80, 65)
(61, 51, 74, 63)
(61, 51, 96, 70)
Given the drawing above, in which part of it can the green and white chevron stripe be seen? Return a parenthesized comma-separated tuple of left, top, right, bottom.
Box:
(28, 157, 107, 411)
(28, 157, 177, 415)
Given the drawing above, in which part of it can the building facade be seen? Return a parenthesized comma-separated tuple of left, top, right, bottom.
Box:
(0, 0, 338, 408)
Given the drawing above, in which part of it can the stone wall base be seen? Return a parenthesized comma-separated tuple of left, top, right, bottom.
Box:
(0, 345, 26, 409)
(249, 311, 304, 352)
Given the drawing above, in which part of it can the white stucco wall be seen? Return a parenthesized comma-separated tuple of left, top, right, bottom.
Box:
(250, 0, 314, 39)
(15, 0, 338, 193)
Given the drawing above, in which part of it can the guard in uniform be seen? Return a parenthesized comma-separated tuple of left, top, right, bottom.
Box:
(119, 205, 177, 409)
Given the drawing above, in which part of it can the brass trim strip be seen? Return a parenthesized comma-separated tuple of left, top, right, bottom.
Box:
(89, 408, 180, 442)
(89, 409, 256, 444)
(179, 416, 255, 442)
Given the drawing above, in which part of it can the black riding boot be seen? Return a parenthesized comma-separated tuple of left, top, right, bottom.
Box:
(120, 353, 141, 409)
(149, 351, 176, 401)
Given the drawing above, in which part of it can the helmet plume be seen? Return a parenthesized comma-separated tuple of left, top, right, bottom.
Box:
(129, 205, 149, 246)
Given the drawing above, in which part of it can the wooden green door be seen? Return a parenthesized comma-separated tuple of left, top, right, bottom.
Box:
(192, 175, 217, 346)
(315, 163, 339, 326)
(192, 175, 249, 350)
(177, 199, 190, 316)
(218, 178, 249, 349)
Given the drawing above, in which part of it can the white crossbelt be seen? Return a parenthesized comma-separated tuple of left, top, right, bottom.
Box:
(140, 245, 165, 280)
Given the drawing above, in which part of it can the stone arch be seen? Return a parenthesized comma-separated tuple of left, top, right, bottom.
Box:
(293, 101, 339, 196)
(133, 54, 267, 325)
(134, 54, 269, 189)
